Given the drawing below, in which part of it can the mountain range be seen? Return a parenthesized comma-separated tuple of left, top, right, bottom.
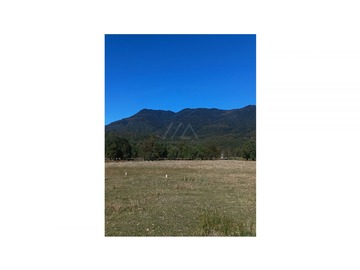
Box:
(105, 105, 256, 146)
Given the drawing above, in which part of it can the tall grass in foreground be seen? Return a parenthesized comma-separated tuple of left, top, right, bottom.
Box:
(199, 209, 255, 236)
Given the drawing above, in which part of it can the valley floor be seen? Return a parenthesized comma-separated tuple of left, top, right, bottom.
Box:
(105, 160, 256, 236)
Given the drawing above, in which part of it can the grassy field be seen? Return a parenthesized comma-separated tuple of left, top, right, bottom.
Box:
(105, 160, 256, 236)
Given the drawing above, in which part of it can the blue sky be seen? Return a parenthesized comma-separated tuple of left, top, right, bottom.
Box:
(105, 34, 256, 124)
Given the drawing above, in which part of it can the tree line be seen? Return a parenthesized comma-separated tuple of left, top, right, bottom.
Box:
(105, 133, 255, 161)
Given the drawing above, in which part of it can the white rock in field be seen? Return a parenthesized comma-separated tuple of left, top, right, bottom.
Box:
(125, 172, 127, 177)
(165, 174, 168, 179)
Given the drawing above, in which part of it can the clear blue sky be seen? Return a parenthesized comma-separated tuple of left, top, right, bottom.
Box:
(105, 34, 256, 124)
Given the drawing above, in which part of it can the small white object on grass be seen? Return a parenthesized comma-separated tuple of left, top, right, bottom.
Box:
(165, 174, 168, 179)
(125, 172, 127, 177)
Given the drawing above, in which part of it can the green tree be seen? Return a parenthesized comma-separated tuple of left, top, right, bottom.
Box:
(137, 135, 166, 160)
(154, 141, 168, 159)
(203, 144, 219, 159)
(168, 145, 179, 160)
(195, 144, 206, 160)
(241, 140, 256, 161)
(105, 133, 132, 159)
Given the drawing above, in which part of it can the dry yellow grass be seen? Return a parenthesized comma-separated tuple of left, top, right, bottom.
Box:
(105, 160, 256, 236)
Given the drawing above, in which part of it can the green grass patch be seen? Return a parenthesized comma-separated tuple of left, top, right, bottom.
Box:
(199, 209, 255, 236)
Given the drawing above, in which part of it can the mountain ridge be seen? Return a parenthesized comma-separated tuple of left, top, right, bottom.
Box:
(105, 105, 256, 144)
(107, 105, 255, 126)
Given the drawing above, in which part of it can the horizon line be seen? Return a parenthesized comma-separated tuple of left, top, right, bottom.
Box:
(106, 104, 256, 125)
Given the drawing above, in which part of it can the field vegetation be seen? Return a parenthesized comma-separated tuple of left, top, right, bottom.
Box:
(105, 160, 256, 236)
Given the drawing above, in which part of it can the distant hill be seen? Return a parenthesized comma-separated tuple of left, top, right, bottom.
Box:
(105, 105, 256, 147)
